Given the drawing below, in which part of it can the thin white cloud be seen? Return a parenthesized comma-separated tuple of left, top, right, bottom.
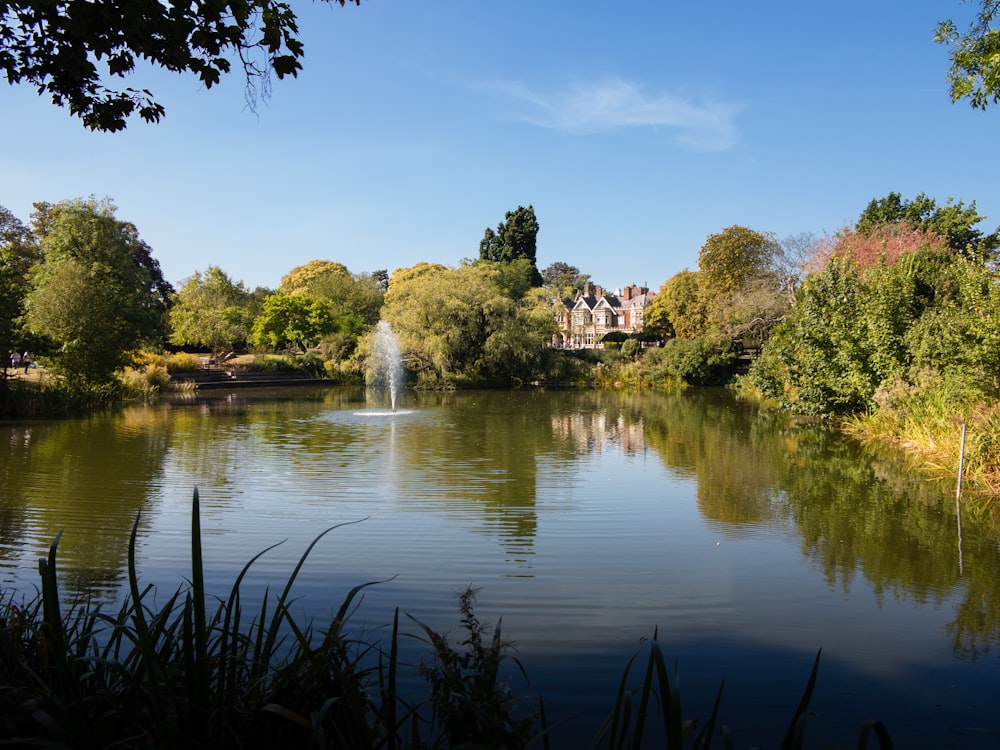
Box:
(488, 78, 741, 151)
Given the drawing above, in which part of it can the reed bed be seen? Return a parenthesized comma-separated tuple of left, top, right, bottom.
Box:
(0, 490, 894, 749)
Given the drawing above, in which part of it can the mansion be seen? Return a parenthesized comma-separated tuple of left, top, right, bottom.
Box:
(552, 283, 656, 349)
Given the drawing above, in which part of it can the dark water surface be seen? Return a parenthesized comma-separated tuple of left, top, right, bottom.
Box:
(2, 387, 999, 747)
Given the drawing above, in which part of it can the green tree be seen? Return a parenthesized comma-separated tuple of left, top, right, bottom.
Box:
(542, 261, 591, 305)
(697, 226, 785, 342)
(377, 262, 554, 387)
(168, 266, 257, 356)
(280, 259, 384, 325)
(24, 198, 173, 382)
(936, 1, 1000, 109)
(249, 292, 336, 352)
(644, 270, 705, 340)
(857, 192, 999, 262)
(0, 206, 39, 364)
(0, 0, 361, 131)
(747, 243, 1000, 415)
(698, 225, 779, 300)
(479, 206, 543, 286)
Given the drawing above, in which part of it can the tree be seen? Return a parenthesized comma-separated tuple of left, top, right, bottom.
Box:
(936, 1, 1000, 109)
(0, 206, 39, 364)
(696, 226, 787, 343)
(24, 198, 173, 382)
(856, 192, 999, 262)
(643, 271, 698, 340)
(279, 259, 384, 325)
(542, 261, 591, 305)
(698, 225, 779, 299)
(479, 206, 543, 286)
(168, 266, 257, 356)
(0, 0, 361, 131)
(747, 241, 1000, 415)
(249, 292, 337, 352)
(377, 262, 554, 387)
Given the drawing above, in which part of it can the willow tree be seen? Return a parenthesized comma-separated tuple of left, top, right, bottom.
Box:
(377, 261, 554, 387)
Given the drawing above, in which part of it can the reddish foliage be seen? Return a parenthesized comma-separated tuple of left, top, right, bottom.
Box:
(823, 223, 948, 272)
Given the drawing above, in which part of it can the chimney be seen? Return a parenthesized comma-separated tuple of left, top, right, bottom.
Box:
(595, 285, 602, 299)
(623, 285, 632, 301)
(584, 282, 590, 297)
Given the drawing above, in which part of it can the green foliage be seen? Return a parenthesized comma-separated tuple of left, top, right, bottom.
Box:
(659, 337, 740, 386)
(24, 198, 172, 383)
(856, 192, 999, 262)
(479, 205, 543, 286)
(248, 352, 327, 376)
(169, 266, 258, 356)
(0, 376, 124, 418)
(542, 261, 591, 305)
(165, 351, 206, 373)
(747, 245, 1000, 415)
(0, 0, 362, 131)
(410, 587, 536, 748)
(699, 225, 779, 300)
(249, 293, 337, 352)
(620, 337, 641, 360)
(0, 490, 385, 747)
(280, 260, 384, 326)
(378, 262, 555, 387)
(645, 270, 703, 339)
(0, 205, 38, 359)
(936, 1, 1000, 110)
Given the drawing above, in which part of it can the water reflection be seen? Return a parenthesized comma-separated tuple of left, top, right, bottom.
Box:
(2, 387, 999, 671)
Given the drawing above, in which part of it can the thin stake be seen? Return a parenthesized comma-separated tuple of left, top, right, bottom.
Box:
(956, 423, 966, 575)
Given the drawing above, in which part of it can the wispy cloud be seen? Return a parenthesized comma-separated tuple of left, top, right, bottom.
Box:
(487, 78, 741, 151)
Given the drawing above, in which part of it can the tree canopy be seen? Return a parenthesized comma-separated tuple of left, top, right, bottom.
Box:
(0, 0, 360, 131)
(936, 1, 1000, 109)
(24, 198, 173, 381)
(479, 206, 543, 286)
(0, 205, 38, 359)
(542, 261, 591, 305)
(169, 266, 259, 356)
(856, 192, 999, 262)
(279, 259, 384, 325)
(377, 261, 554, 387)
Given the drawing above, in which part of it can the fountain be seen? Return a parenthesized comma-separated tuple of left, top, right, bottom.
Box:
(369, 320, 404, 412)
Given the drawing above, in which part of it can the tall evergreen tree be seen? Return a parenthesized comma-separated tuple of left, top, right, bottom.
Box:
(479, 206, 543, 286)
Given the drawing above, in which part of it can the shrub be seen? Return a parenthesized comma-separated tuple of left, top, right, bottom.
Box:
(661, 337, 739, 386)
(165, 351, 205, 373)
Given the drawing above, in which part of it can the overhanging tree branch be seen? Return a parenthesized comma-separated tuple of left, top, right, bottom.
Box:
(0, 0, 360, 131)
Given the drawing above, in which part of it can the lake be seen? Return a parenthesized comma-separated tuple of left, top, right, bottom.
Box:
(2, 386, 999, 747)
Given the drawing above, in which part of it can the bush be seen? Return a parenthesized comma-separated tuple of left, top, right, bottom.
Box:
(165, 351, 205, 373)
(660, 337, 739, 386)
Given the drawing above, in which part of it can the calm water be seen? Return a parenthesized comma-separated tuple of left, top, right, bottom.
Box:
(2, 387, 999, 747)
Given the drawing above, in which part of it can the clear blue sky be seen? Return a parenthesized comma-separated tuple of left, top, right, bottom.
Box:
(1, 1, 996, 293)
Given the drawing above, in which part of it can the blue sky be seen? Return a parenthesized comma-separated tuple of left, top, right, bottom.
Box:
(1, 1, 996, 293)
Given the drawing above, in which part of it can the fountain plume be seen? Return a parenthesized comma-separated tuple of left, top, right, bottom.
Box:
(370, 321, 403, 410)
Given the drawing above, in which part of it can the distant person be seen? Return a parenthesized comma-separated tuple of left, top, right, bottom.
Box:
(10, 351, 20, 374)
(22, 352, 31, 374)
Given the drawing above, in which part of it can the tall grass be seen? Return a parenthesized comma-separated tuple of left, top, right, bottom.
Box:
(844, 371, 1000, 495)
(0, 490, 895, 748)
